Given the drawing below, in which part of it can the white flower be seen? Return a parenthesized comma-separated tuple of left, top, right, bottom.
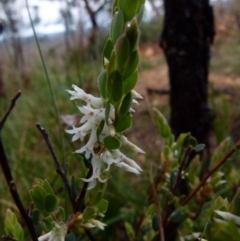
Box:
(67, 85, 143, 190)
(81, 219, 107, 230)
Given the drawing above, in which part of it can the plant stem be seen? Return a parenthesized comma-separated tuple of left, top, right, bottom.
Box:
(36, 123, 75, 210)
(74, 167, 93, 212)
(0, 92, 38, 241)
(183, 140, 240, 205)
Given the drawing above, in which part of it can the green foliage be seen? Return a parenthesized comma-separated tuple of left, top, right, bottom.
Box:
(4, 209, 24, 241)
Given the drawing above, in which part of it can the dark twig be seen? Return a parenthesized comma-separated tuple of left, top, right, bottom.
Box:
(183, 140, 240, 205)
(74, 167, 93, 212)
(36, 123, 75, 210)
(172, 147, 191, 194)
(0, 91, 21, 130)
(2, 235, 18, 241)
(0, 93, 38, 241)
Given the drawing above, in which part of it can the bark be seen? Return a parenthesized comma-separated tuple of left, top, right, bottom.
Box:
(160, 1, 215, 240)
(160, 0, 215, 148)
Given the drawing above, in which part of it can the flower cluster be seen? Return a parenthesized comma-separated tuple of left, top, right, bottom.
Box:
(66, 85, 144, 190)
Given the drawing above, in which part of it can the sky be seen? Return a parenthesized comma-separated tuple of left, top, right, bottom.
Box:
(0, 0, 229, 39)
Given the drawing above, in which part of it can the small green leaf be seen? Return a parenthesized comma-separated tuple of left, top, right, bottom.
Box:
(115, 34, 130, 68)
(124, 222, 135, 240)
(122, 50, 139, 79)
(110, 8, 125, 44)
(44, 194, 58, 214)
(32, 210, 40, 225)
(232, 188, 240, 216)
(107, 50, 118, 76)
(125, 18, 139, 51)
(118, 0, 140, 22)
(152, 214, 159, 231)
(42, 179, 54, 195)
(118, 92, 132, 117)
(14, 222, 24, 241)
(107, 70, 123, 104)
(193, 143, 205, 152)
(71, 176, 77, 200)
(30, 185, 47, 212)
(97, 70, 108, 99)
(43, 216, 53, 231)
(97, 120, 105, 138)
(123, 70, 138, 93)
(96, 199, 108, 214)
(189, 136, 198, 147)
(82, 207, 96, 222)
(92, 191, 104, 206)
(103, 38, 113, 62)
(136, 4, 144, 26)
(115, 113, 132, 133)
(169, 207, 188, 223)
(104, 136, 121, 150)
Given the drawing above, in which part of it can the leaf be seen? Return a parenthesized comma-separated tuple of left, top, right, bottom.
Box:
(118, 0, 140, 22)
(125, 18, 139, 51)
(123, 70, 138, 93)
(92, 191, 104, 206)
(97, 70, 108, 99)
(82, 207, 96, 222)
(152, 214, 159, 231)
(103, 38, 113, 62)
(107, 70, 123, 104)
(96, 199, 108, 214)
(169, 207, 188, 223)
(44, 194, 58, 214)
(124, 222, 135, 240)
(136, 4, 145, 26)
(115, 113, 132, 133)
(118, 92, 132, 117)
(32, 210, 40, 225)
(14, 222, 24, 241)
(42, 179, 54, 195)
(104, 136, 121, 150)
(30, 185, 47, 212)
(231, 188, 240, 216)
(122, 50, 139, 79)
(193, 143, 205, 153)
(107, 50, 118, 76)
(43, 216, 53, 231)
(110, 8, 125, 44)
(115, 34, 130, 68)
(97, 120, 105, 138)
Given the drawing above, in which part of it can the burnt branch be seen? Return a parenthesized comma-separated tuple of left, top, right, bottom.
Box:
(36, 123, 75, 210)
(0, 92, 38, 241)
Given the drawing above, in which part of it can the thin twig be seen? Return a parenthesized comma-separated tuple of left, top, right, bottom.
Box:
(171, 147, 191, 194)
(74, 167, 93, 212)
(0, 91, 21, 130)
(183, 140, 240, 205)
(151, 165, 165, 241)
(36, 123, 75, 210)
(0, 93, 38, 241)
(2, 235, 18, 241)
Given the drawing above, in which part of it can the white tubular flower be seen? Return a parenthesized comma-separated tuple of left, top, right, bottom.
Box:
(81, 219, 107, 230)
(67, 85, 143, 190)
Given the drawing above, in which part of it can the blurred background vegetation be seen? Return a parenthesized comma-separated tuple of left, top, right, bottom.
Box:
(0, 0, 240, 240)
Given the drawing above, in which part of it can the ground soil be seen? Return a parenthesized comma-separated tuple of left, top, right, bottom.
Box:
(127, 42, 240, 156)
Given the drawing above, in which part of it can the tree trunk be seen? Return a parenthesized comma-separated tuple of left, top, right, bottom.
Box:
(160, 1, 215, 240)
(160, 0, 215, 148)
